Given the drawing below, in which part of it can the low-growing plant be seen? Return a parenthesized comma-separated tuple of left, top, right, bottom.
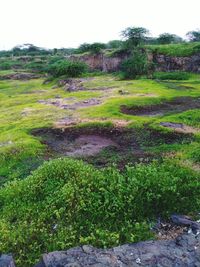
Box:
(0, 158, 199, 266)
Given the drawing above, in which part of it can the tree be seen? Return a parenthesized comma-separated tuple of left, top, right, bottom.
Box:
(78, 43, 91, 53)
(121, 27, 150, 48)
(106, 40, 123, 49)
(157, 33, 183, 44)
(89, 43, 106, 54)
(186, 30, 200, 42)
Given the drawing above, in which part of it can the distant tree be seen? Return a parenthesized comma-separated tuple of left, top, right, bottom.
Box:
(121, 27, 150, 48)
(186, 30, 200, 42)
(106, 40, 123, 49)
(89, 43, 106, 54)
(78, 42, 106, 54)
(53, 48, 58, 55)
(78, 43, 91, 53)
(157, 33, 183, 44)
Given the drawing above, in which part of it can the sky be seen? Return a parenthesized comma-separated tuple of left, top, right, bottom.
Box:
(0, 0, 200, 50)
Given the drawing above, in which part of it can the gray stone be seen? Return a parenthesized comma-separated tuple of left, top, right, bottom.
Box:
(0, 255, 15, 267)
(35, 233, 200, 267)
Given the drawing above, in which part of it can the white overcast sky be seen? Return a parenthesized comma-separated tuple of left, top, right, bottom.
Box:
(0, 0, 200, 50)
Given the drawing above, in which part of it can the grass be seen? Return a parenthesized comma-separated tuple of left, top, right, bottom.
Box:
(1, 72, 200, 183)
(1, 69, 200, 266)
(146, 42, 200, 57)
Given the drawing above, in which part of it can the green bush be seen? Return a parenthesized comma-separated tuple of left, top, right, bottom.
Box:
(153, 71, 190, 80)
(188, 144, 200, 163)
(120, 49, 148, 79)
(24, 62, 47, 72)
(46, 60, 88, 77)
(0, 158, 199, 266)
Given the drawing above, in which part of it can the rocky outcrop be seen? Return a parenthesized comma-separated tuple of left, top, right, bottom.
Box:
(69, 52, 200, 73)
(0, 255, 15, 267)
(153, 53, 200, 73)
(35, 232, 200, 267)
(69, 53, 127, 72)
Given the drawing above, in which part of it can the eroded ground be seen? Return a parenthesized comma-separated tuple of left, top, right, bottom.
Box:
(1, 72, 200, 182)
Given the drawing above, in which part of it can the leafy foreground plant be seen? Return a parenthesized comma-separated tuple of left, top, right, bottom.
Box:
(0, 158, 199, 266)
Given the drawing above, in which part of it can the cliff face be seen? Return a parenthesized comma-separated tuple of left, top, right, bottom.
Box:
(153, 53, 200, 72)
(69, 53, 127, 72)
(69, 52, 200, 73)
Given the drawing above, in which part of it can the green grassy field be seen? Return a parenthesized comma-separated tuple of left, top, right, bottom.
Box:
(0, 70, 200, 266)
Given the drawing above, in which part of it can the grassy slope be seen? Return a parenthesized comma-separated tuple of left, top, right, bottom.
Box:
(146, 42, 200, 57)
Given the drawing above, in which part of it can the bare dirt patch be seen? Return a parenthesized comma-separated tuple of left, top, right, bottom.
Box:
(121, 97, 200, 117)
(55, 117, 130, 128)
(62, 135, 116, 157)
(38, 97, 102, 110)
(160, 122, 200, 134)
(32, 125, 193, 168)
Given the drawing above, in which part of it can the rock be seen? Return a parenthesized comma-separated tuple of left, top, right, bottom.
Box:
(68, 53, 128, 72)
(118, 90, 129, 95)
(0, 254, 15, 267)
(171, 214, 200, 233)
(35, 232, 200, 267)
(153, 53, 200, 73)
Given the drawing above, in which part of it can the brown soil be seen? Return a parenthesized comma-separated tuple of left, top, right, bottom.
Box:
(32, 125, 193, 168)
(121, 96, 200, 117)
(62, 135, 117, 157)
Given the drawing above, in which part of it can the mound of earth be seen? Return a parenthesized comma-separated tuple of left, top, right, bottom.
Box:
(121, 97, 200, 117)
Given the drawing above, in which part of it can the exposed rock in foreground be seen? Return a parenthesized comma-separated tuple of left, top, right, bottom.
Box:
(0, 254, 15, 267)
(35, 233, 200, 267)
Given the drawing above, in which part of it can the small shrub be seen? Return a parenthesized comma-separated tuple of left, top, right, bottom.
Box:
(120, 49, 148, 79)
(153, 71, 190, 80)
(46, 60, 88, 77)
(0, 158, 199, 266)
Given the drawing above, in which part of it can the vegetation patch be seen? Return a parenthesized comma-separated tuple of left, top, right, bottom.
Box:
(0, 157, 199, 266)
(147, 42, 200, 57)
(153, 71, 191, 81)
